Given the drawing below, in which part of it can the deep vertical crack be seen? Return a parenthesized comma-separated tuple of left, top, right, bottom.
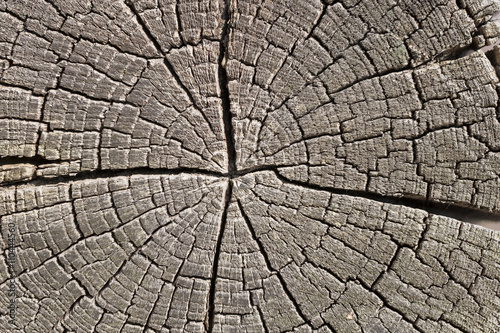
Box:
(219, 0, 237, 176)
(205, 2, 235, 327)
(207, 179, 232, 332)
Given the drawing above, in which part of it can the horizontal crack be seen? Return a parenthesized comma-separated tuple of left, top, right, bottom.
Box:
(0, 155, 58, 166)
(268, 170, 500, 228)
(0, 167, 230, 187)
(4, 163, 499, 229)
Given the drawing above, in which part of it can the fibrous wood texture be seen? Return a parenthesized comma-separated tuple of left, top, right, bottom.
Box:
(1, 0, 500, 332)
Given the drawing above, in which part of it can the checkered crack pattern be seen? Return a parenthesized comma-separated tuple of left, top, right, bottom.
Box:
(1, 0, 500, 332)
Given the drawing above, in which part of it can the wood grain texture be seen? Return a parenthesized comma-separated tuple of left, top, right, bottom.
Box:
(0, 0, 500, 332)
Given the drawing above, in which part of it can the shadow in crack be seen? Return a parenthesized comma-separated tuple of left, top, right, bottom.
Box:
(424, 204, 500, 231)
(455, 211, 500, 231)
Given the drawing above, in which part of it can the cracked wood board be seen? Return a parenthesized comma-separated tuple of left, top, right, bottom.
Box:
(0, 0, 500, 332)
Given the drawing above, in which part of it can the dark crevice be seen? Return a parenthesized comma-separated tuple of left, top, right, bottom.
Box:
(38, 93, 48, 129)
(70, 200, 84, 241)
(219, 0, 236, 176)
(3, 7, 142, 60)
(235, 163, 310, 177)
(269, 170, 500, 226)
(484, 47, 500, 79)
(207, 179, 232, 332)
(437, 315, 471, 333)
(433, 43, 478, 62)
(0, 167, 229, 188)
(3, 160, 500, 228)
(480, 38, 500, 54)
(207, 4, 233, 330)
(0, 155, 58, 167)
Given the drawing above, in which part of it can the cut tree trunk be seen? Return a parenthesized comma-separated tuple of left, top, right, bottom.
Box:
(1, 0, 500, 332)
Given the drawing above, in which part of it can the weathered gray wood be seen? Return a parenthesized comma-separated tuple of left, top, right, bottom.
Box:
(0, 0, 500, 332)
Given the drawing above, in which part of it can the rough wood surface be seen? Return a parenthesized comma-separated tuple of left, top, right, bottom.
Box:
(0, 0, 500, 332)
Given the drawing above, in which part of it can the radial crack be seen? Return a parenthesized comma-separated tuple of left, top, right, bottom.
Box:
(219, 0, 237, 176)
(207, 179, 232, 332)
